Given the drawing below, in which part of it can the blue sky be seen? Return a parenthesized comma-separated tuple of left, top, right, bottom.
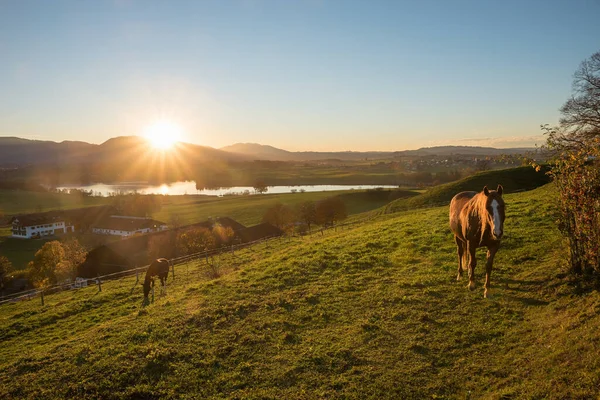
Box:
(1, 0, 599, 151)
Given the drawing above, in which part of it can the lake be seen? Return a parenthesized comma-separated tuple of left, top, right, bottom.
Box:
(56, 182, 398, 197)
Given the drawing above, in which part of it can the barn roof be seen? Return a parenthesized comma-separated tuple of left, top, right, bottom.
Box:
(214, 216, 246, 231)
(237, 223, 283, 243)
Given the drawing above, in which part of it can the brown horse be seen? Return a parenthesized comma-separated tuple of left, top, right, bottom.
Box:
(143, 258, 171, 299)
(449, 185, 505, 298)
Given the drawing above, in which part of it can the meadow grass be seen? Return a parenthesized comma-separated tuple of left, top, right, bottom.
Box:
(0, 190, 111, 216)
(154, 188, 414, 227)
(1, 189, 413, 270)
(3, 183, 599, 399)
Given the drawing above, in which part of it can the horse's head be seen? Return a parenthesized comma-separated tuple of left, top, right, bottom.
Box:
(483, 185, 505, 240)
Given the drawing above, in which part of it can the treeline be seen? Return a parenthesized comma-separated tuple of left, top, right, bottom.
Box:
(395, 170, 463, 187)
(146, 223, 236, 267)
(262, 196, 348, 234)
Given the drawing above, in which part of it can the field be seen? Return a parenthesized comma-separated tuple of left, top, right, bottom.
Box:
(155, 188, 417, 227)
(3, 181, 600, 399)
(0, 188, 414, 270)
(0, 189, 111, 216)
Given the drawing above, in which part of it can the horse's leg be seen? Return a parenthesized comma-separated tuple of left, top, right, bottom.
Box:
(467, 241, 477, 290)
(484, 244, 499, 298)
(455, 236, 465, 281)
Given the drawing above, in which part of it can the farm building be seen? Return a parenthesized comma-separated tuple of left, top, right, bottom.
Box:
(10, 205, 117, 239)
(11, 213, 74, 239)
(91, 216, 168, 237)
(237, 223, 283, 243)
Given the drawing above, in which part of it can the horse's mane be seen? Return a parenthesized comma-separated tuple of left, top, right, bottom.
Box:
(464, 191, 494, 243)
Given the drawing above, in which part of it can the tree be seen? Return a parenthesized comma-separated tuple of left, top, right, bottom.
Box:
(0, 255, 13, 292)
(28, 239, 88, 286)
(55, 239, 87, 282)
(212, 224, 235, 247)
(263, 202, 294, 232)
(296, 201, 317, 233)
(253, 179, 268, 194)
(176, 228, 216, 256)
(559, 51, 600, 138)
(542, 50, 600, 276)
(28, 241, 65, 287)
(315, 197, 347, 227)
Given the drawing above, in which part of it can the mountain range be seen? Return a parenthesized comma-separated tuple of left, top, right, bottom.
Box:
(0, 136, 245, 168)
(0, 136, 535, 167)
(219, 142, 535, 161)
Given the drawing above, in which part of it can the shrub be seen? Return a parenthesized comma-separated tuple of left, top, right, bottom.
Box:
(542, 50, 600, 276)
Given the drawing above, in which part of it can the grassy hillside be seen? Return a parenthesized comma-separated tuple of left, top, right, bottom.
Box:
(4, 183, 600, 399)
(385, 166, 551, 213)
(0, 189, 414, 270)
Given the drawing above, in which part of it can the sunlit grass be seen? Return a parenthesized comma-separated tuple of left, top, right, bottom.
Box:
(4, 184, 599, 398)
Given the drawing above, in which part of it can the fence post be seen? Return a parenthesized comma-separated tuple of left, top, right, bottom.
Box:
(171, 260, 175, 281)
(96, 274, 102, 292)
(40, 290, 44, 306)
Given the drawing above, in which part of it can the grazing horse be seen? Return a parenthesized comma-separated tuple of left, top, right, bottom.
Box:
(143, 258, 171, 299)
(449, 185, 505, 298)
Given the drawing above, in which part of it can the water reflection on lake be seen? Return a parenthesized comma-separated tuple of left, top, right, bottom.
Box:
(56, 182, 398, 197)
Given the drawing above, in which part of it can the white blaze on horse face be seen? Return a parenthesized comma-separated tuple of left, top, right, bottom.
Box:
(491, 199, 502, 238)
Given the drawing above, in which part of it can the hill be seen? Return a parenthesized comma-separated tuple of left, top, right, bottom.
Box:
(3, 183, 600, 398)
(220, 143, 536, 161)
(219, 143, 295, 160)
(393, 145, 535, 157)
(384, 166, 551, 213)
(0, 136, 248, 168)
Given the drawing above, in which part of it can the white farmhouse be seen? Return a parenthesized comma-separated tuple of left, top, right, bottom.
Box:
(91, 216, 168, 238)
(11, 214, 75, 239)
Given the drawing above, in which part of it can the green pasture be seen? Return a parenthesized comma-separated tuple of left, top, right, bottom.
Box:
(154, 188, 415, 227)
(3, 183, 600, 398)
(0, 188, 414, 270)
(0, 190, 110, 216)
(228, 163, 411, 186)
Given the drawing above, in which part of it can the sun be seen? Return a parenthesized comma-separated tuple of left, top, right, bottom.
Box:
(143, 120, 183, 150)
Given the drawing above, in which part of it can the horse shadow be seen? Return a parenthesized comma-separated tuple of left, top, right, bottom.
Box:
(493, 278, 550, 306)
